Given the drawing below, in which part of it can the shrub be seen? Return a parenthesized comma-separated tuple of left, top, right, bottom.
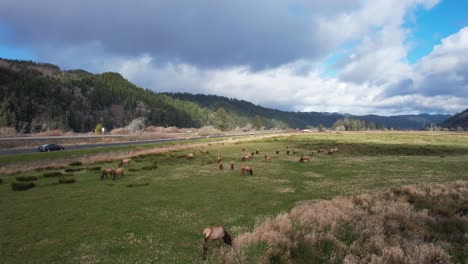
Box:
(43, 171, 63, 178)
(11, 182, 35, 191)
(69, 161, 83, 166)
(58, 177, 76, 184)
(141, 165, 158, 170)
(64, 168, 81, 173)
(86, 166, 101, 171)
(15, 176, 38, 182)
(95, 123, 103, 134)
(126, 182, 149, 188)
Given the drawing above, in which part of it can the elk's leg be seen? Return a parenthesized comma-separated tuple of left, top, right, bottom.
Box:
(203, 239, 209, 260)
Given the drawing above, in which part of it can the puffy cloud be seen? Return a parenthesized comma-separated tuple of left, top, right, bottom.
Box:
(1, 0, 466, 115)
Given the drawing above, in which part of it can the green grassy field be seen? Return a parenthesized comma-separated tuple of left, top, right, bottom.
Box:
(0, 132, 467, 263)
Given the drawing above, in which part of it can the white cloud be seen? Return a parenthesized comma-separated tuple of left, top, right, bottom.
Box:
(15, 0, 467, 116)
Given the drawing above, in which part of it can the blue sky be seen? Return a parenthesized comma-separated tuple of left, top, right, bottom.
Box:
(0, 0, 467, 115)
(405, 0, 468, 64)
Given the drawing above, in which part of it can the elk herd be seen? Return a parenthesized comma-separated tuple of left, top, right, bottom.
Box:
(97, 142, 339, 260)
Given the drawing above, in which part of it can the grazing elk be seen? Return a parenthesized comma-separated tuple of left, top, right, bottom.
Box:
(276, 149, 280, 154)
(219, 161, 224, 171)
(230, 161, 234, 171)
(217, 156, 222, 162)
(286, 150, 291, 155)
(202, 226, 232, 260)
(241, 165, 253, 176)
(242, 154, 252, 161)
(299, 154, 310, 162)
(112, 167, 124, 180)
(119, 159, 131, 167)
(311, 150, 318, 156)
(256, 149, 260, 154)
(264, 155, 272, 162)
(101, 168, 114, 180)
(292, 149, 299, 155)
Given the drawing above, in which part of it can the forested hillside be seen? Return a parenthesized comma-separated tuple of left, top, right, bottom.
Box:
(439, 108, 468, 130)
(0, 59, 213, 132)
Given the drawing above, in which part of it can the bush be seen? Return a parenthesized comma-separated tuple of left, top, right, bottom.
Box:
(69, 161, 83, 166)
(86, 166, 101, 171)
(15, 176, 38, 182)
(95, 123, 103, 134)
(58, 177, 76, 184)
(43, 171, 63, 178)
(64, 168, 81, 173)
(11, 182, 35, 191)
(141, 165, 158, 170)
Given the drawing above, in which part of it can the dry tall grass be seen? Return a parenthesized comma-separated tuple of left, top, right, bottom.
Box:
(219, 181, 468, 264)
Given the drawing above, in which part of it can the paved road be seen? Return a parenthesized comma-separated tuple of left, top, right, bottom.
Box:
(0, 133, 266, 156)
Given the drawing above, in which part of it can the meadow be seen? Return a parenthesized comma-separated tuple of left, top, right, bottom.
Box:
(0, 132, 467, 263)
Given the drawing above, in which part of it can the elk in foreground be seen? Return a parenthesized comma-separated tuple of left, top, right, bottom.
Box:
(202, 226, 232, 260)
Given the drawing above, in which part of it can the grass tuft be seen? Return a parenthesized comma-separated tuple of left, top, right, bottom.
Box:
(58, 177, 76, 184)
(86, 166, 101, 171)
(64, 168, 81, 173)
(11, 182, 35, 191)
(126, 182, 150, 188)
(15, 176, 38, 182)
(42, 171, 63, 178)
(69, 161, 83, 166)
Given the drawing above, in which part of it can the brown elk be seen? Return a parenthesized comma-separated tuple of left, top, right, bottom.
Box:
(286, 150, 291, 155)
(101, 168, 114, 180)
(241, 154, 252, 161)
(311, 150, 318, 156)
(202, 226, 232, 260)
(200, 150, 209, 154)
(256, 149, 260, 154)
(264, 155, 272, 162)
(112, 167, 124, 180)
(292, 149, 299, 155)
(299, 154, 310, 162)
(219, 161, 224, 171)
(187, 153, 196, 159)
(230, 161, 234, 171)
(276, 149, 280, 154)
(217, 156, 222, 162)
(119, 159, 131, 167)
(241, 165, 253, 176)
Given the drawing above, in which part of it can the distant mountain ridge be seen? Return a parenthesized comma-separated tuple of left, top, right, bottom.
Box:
(164, 93, 451, 130)
(0, 58, 452, 132)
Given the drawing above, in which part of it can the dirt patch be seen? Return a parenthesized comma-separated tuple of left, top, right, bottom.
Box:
(276, 187, 295, 193)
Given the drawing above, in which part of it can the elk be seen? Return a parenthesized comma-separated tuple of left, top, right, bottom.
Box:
(241, 165, 253, 176)
(101, 168, 114, 180)
(264, 155, 272, 162)
(202, 226, 232, 260)
(113, 167, 125, 180)
(299, 154, 310, 162)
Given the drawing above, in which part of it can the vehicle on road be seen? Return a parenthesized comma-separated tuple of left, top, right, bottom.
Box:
(38, 144, 65, 152)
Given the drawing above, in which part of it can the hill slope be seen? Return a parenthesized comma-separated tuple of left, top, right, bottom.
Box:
(439, 108, 468, 130)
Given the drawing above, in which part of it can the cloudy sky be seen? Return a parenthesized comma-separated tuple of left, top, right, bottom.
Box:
(0, 0, 467, 115)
